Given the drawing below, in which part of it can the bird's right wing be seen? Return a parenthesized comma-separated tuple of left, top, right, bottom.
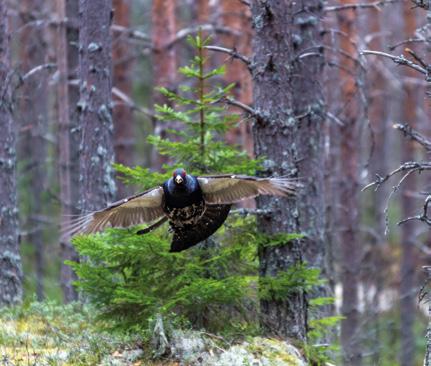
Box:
(63, 187, 165, 237)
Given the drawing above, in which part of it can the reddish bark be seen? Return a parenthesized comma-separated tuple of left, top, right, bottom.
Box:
(56, 0, 79, 302)
(113, 0, 134, 198)
(197, 0, 210, 24)
(151, 0, 177, 169)
(19, 0, 48, 301)
(399, 5, 419, 366)
(337, 2, 362, 364)
(364, 9, 388, 365)
(221, 0, 253, 156)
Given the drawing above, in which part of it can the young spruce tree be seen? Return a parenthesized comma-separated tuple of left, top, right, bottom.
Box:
(70, 35, 260, 333)
(70, 35, 336, 363)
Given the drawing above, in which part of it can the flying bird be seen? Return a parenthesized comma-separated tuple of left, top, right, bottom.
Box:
(67, 168, 298, 252)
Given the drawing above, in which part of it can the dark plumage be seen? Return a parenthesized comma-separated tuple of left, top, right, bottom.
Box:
(66, 168, 299, 252)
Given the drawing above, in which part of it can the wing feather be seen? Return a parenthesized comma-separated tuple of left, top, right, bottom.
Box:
(63, 187, 165, 237)
(198, 175, 299, 204)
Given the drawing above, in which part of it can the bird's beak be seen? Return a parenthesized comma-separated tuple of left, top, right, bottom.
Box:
(175, 175, 183, 184)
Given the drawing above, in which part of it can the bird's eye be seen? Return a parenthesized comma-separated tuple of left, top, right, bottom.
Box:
(182, 170, 186, 178)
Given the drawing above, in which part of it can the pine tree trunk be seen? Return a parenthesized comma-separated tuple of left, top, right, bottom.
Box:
(221, 0, 253, 156)
(19, 0, 48, 301)
(336, 3, 362, 364)
(251, 0, 326, 340)
(0, 1, 23, 306)
(78, 0, 116, 210)
(323, 11, 341, 338)
(113, 0, 134, 198)
(57, 0, 80, 303)
(362, 9, 387, 364)
(400, 5, 418, 365)
(426, 11, 431, 366)
(151, 0, 177, 169)
(197, 0, 210, 24)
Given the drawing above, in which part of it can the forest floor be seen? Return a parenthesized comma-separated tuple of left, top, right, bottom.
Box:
(0, 301, 307, 366)
(0, 301, 146, 365)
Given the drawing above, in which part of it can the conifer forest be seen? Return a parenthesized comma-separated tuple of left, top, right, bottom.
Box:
(1, 0, 431, 365)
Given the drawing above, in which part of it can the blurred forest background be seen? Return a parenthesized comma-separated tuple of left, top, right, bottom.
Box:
(1, 0, 431, 365)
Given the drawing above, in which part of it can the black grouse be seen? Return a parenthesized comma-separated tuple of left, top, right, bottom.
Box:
(68, 168, 298, 252)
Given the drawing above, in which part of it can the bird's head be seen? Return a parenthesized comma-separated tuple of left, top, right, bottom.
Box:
(173, 168, 187, 185)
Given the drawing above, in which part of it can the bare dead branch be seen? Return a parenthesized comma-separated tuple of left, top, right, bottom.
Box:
(411, 0, 429, 9)
(218, 96, 256, 115)
(21, 63, 57, 81)
(324, 0, 395, 12)
(112, 87, 155, 118)
(324, 45, 366, 69)
(389, 37, 425, 51)
(398, 195, 431, 226)
(167, 24, 241, 49)
(361, 50, 427, 75)
(326, 111, 345, 126)
(362, 161, 431, 192)
(204, 45, 251, 69)
(299, 52, 322, 60)
(238, 0, 250, 6)
(364, 161, 431, 234)
(111, 24, 151, 42)
(405, 48, 428, 69)
(393, 123, 431, 151)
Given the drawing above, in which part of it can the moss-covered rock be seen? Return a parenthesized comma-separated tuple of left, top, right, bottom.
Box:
(208, 337, 306, 366)
(166, 331, 306, 366)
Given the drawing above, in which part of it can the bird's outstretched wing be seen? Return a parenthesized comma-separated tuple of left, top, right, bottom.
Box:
(197, 174, 299, 204)
(63, 187, 165, 237)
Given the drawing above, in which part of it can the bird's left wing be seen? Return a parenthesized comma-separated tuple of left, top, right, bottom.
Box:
(197, 174, 299, 204)
(64, 187, 165, 237)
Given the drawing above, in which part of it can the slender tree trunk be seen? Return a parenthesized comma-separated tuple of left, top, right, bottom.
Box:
(251, 0, 326, 340)
(78, 0, 116, 212)
(197, 0, 210, 24)
(57, 0, 79, 303)
(322, 12, 341, 337)
(19, 0, 48, 301)
(221, 0, 253, 156)
(399, 5, 418, 365)
(151, 0, 177, 169)
(336, 3, 362, 365)
(362, 9, 387, 364)
(426, 9, 431, 366)
(113, 0, 134, 198)
(0, 1, 23, 306)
